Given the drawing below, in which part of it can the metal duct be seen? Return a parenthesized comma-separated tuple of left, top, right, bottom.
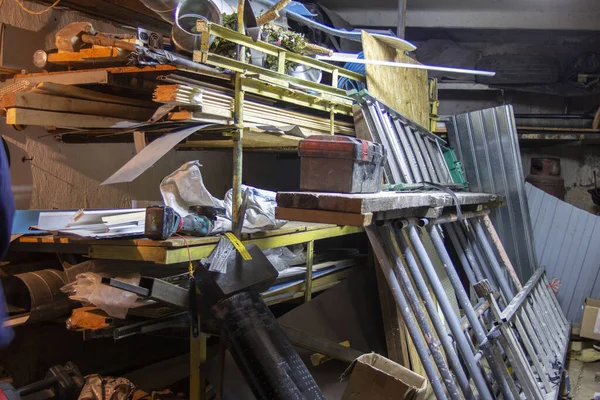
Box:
(3, 269, 74, 325)
(139, 0, 224, 53)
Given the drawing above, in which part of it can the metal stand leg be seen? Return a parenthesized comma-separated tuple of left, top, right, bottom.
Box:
(190, 324, 207, 400)
(232, 73, 244, 226)
(304, 240, 314, 302)
(366, 227, 449, 400)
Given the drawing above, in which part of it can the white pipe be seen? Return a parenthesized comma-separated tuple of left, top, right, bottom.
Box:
(315, 54, 496, 77)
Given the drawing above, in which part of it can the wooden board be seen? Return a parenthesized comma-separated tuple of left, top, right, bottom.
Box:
(275, 207, 373, 227)
(6, 108, 137, 128)
(1, 92, 154, 121)
(361, 31, 429, 128)
(48, 48, 128, 65)
(277, 191, 500, 214)
(33, 82, 156, 108)
(374, 264, 410, 367)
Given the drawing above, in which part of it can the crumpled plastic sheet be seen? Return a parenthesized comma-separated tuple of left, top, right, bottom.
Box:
(160, 161, 286, 234)
(61, 272, 140, 319)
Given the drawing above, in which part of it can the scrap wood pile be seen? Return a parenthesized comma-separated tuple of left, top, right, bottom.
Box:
(0, 67, 354, 145)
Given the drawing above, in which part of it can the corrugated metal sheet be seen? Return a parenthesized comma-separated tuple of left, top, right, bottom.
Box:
(447, 105, 537, 282)
(526, 182, 600, 323)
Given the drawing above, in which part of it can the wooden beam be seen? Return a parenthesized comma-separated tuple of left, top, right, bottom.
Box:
(47, 48, 128, 65)
(374, 263, 410, 367)
(33, 82, 155, 108)
(275, 207, 373, 227)
(277, 191, 500, 214)
(6, 108, 137, 128)
(1, 92, 153, 121)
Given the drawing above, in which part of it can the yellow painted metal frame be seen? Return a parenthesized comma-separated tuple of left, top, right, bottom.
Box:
(87, 225, 364, 264)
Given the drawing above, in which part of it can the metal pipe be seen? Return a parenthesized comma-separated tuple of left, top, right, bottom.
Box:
(232, 74, 244, 226)
(460, 223, 499, 289)
(403, 125, 431, 182)
(392, 119, 422, 182)
(471, 219, 515, 300)
(397, 0, 407, 38)
(388, 226, 487, 400)
(430, 209, 490, 225)
(444, 224, 478, 286)
(365, 227, 448, 400)
(421, 225, 516, 400)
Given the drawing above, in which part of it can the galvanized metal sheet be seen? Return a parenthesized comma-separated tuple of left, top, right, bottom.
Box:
(448, 105, 537, 282)
(526, 182, 600, 323)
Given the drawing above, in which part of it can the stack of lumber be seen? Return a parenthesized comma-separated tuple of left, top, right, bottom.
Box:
(153, 79, 355, 137)
(275, 191, 502, 226)
(2, 82, 156, 128)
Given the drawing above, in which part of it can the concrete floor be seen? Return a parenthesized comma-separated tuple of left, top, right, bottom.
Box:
(567, 358, 600, 399)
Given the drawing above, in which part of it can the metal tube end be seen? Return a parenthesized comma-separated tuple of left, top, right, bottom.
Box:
(418, 218, 429, 227)
(392, 219, 410, 229)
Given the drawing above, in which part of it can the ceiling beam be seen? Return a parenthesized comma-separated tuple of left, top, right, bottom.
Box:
(34, 0, 171, 33)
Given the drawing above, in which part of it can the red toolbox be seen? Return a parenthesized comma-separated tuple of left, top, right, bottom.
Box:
(298, 135, 386, 193)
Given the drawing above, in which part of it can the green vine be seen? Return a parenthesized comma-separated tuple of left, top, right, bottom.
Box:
(208, 14, 306, 74)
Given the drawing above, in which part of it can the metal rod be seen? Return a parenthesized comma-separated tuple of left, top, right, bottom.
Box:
(304, 240, 314, 302)
(397, 0, 407, 38)
(392, 119, 422, 182)
(365, 227, 449, 400)
(377, 106, 414, 183)
(447, 223, 485, 282)
(422, 225, 516, 400)
(389, 226, 488, 400)
(431, 210, 490, 225)
(481, 215, 523, 291)
(366, 102, 403, 183)
(413, 127, 440, 183)
(472, 219, 515, 300)
(403, 123, 432, 182)
(232, 74, 244, 226)
(488, 294, 545, 400)
(316, 55, 496, 77)
(460, 223, 499, 290)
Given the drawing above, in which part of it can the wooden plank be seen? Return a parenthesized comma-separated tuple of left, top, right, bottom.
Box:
(362, 31, 429, 128)
(48, 48, 128, 65)
(353, 104, 373, 141)
(277, 191, 500, 214)
(374, 263, 410, 366)
(33, 82, 155, 108)
(275, 207, 373, 227)
(133, 131, 148, 153)
(1, 92, 154, 121)
(6, 108, 137, 128)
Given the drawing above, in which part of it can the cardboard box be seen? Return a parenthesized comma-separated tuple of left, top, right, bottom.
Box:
(581, 298, 600, 341)
(341, 353, 427, 400)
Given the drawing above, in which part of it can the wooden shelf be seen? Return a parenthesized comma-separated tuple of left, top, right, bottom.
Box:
(12, 222, 364, 264)
(276, 191, 503, 226)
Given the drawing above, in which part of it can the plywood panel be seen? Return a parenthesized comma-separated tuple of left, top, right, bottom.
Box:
(361, 32, 429, 128)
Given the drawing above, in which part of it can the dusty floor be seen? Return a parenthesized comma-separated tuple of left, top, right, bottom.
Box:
(567, 359, 600, 399)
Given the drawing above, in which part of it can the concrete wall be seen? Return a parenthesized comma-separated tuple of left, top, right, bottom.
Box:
(319, 0, 600, 31)
(2, 125, 234, 210)
(0, 1, 240, 211)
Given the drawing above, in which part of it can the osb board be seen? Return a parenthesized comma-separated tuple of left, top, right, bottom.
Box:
(361, 31, 429, 128)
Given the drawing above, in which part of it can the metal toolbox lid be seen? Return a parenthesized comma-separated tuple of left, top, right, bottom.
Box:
(298, 135, 385, 163)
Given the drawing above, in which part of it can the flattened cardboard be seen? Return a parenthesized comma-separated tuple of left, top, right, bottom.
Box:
(341, 353, 427, 400)
(581, 298, 600, 341)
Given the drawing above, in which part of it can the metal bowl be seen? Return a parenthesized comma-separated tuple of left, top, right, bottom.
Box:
(172, 0, 222, 53)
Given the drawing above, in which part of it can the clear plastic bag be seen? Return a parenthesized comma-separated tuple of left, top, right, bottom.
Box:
(61, 272, 140, 319)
